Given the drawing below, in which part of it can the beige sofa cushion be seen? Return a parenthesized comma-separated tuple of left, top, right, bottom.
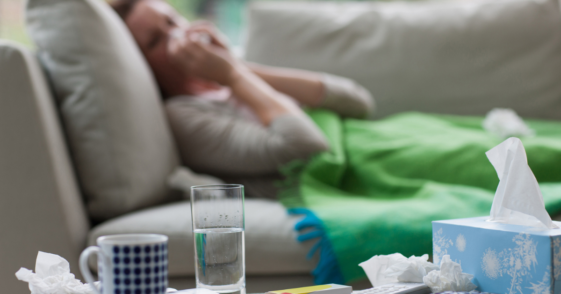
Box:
(26, 0, 179, 221)
(89, 199, 317, 276)
(245, 0, 561, 120)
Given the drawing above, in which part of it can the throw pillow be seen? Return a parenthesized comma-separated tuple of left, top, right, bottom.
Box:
(26, 0, 180, 221)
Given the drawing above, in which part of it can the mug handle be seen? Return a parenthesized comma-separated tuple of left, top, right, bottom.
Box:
(79, 246, 103, 294)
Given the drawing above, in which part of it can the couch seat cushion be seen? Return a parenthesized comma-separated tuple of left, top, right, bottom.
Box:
(89, 199, 317, 276)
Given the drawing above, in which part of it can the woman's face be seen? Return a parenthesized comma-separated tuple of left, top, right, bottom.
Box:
(125, 0, 190, 96)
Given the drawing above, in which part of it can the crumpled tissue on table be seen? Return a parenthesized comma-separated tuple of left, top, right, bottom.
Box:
(482, 108, 534, 139)
(15, 251, 99, 294)
(423, 255, 477, 293)
(359, 253, 439, 286)
(359, 253, 476, 292)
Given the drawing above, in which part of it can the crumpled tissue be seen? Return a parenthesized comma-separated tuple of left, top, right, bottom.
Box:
(423, 255, 477, 293)
(15, 251, 99, 294)
(486, 137, 558, 229)
(482, 108, 534, 139)
(359, 253, 439, 286)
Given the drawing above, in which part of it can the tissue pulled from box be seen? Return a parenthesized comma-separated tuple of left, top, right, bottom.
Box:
(486, 137, 558, 229)
(423, 255, 477, 293)
(482, 108, 534, 139)
(15, 251, 98, 294)
(359, 253, 438, 286)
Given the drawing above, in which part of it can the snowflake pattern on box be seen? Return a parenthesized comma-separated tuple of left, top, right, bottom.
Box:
(456, 234, 466, 252)
(434, 228, 453, 265)
(528, 265, 552, 294)
(554, 238, 561, 281)
(480, 233, 545, 294)
(482, 248, 502, 280)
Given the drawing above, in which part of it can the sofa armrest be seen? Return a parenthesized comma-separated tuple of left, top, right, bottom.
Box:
(0, 40, 90, 292)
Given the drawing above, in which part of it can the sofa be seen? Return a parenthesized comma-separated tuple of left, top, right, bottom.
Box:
(3, 0, 561, 293)
(0, 36, 323, 292)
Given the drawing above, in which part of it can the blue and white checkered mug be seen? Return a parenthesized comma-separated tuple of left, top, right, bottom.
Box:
(79, 234, 169, 294)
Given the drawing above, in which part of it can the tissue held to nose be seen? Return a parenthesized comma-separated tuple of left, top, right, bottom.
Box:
(170, 28, 211, 45)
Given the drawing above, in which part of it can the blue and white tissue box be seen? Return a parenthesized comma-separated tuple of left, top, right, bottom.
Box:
(432, 217, 561, 294)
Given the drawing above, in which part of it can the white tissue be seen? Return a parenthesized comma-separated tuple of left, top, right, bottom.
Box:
(170, 28, 211, 44)
(482, 108, 534, 139)
(15, 251, 98, 294)
(486, 137, 558, 229)
(423, 255, 477, 293)
(170, 28, 185, 42)
(359, 253, 438, 286)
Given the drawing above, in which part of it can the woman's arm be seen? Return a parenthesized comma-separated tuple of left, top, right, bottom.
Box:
(245, 62, 324, 107)
(227, 66, 304, 125)
(247, 63, 375, 119)
(175, 23, 375, 118)
(168, 29, 308, 126)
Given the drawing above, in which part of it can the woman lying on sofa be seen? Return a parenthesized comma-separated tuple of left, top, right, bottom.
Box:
(109, 0, 374, 198)
(110, 0, 561, 285)
(108, 0, 561, 206)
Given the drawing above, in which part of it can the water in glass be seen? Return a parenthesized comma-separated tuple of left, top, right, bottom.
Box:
(194, 227, 245, 292)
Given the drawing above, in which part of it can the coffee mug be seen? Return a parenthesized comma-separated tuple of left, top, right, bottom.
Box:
(80, 234, 169, 294)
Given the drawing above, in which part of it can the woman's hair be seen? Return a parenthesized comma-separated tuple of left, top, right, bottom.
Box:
(109, 0, 143, 20)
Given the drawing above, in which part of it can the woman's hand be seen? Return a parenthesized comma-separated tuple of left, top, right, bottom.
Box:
(167, 23, 307, 126)
(167, 26, 242, 86)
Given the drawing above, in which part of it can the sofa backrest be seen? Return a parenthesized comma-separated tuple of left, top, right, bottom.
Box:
(26, 0, 180, 221)
(245, 0, 561, 120)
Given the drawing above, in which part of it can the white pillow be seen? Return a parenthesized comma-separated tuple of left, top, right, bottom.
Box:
(27, 0, 180, 221)
(245, 0, 561, 120)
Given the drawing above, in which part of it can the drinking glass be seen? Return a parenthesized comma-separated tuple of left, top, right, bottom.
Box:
(191, 184, 245, 293)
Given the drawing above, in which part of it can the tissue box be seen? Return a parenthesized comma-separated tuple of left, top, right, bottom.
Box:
(432, 217, 561, 294)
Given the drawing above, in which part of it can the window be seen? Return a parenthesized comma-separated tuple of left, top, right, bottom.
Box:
(168, 0, 247, 48)
(0, 0, 373, 48)
(0, 0, 31, 46)
(169, 0, 371, 48)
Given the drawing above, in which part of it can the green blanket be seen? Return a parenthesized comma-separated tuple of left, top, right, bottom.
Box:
(278, 111, 561, 284)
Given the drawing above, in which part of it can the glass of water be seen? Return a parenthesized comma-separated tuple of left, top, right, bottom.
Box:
(191, 184, 245, 294)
